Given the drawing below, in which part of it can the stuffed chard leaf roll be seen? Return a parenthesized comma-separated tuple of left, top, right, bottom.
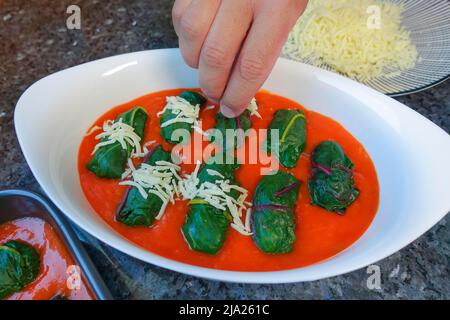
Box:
(267, 109, 306, 168)
(160, 91, 206, 144)
(87, 107, 148, 179)
(211, 98, 260, 150)
(182, 162, 242, 255)
(252, 171, 300, 254)
(308, 140, 359, 213)
(0, 240, 40, 299)
(116, 144, 180, 227)
(212, 110, 252, 150)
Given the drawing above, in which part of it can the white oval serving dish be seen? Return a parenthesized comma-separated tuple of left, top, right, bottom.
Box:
(15, 48, 450, 283)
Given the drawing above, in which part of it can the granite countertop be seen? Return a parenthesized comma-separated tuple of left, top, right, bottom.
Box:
(0, 0, 449, 300)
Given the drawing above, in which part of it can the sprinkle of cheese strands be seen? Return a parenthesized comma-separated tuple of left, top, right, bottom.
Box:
(91, 118, 145, 157)
(85, 125, 102, 137)
(178, 161, 253, 236)
(158, 95, 260, 130)
(280, 113, 305, 143)
(206, 169, 224, 179)
(247, 98, 262, 119)
(109, 95, 261, 232)
(132, 140, 156, 159)
(119, 156, 181, 221)
(244, 208, 252, 233)
(158, 96, 208, 137)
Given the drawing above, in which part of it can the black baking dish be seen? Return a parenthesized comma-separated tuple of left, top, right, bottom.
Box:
(0, 189, 112, 300)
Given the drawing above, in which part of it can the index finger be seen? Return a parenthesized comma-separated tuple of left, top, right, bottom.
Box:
(220, 3, 303, 117)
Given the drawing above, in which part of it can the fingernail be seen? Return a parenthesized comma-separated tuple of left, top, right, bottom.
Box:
(220, 104, 237, 118)
(200, 90, 219, 104)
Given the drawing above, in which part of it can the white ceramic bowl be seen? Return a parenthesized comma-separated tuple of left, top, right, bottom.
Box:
(15, 49, 450, 283)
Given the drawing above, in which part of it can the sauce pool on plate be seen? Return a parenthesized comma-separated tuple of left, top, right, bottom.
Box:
(0, 217, 93, 300)
(78, 89, 379, 272)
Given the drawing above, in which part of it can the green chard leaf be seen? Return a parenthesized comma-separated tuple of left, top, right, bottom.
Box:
(160, 91, 206, 144)
(116, 145, 172, 227)
(179, 91, 207, 106)
(182, 203, 232, 255)
(252, 171, 300, 254)
(0, 240, 40, 300)
(267, 109, 307, 168)
(182, 161, 240, 255)
(87, 107, 148, 179)
(308, 140, 359, 213)
(211, 110, 252, 150)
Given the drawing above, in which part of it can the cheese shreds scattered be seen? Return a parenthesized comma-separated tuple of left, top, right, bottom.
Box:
(244, 208, 252, 233)
(91, 119, 143, 156)
(119, 156, 181, 221)
(85, 125, 102, 137)
(158, 96, 208, 136)
(206, 169, 224, 179)
(178, 161, 252, 236)
(132, 140, 156, 159)
(204, 99, 259, 118)
(231, 223, 253, 236)
(247, 98, 262, 119)
(158, 96, 260, 137)
(110, 95, 262, 231)
(283, 0, 419, 82)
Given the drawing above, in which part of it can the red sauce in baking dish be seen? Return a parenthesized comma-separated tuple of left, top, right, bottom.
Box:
(78, 89, 379, 271)
(0, 217, 94, 300)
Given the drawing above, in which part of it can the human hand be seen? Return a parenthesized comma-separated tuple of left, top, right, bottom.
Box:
(173, 0, 308, 117)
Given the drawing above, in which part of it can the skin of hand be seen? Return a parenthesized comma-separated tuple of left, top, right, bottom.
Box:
(172, 0, 308, 118)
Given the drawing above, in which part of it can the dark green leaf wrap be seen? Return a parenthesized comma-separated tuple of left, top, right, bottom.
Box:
(308, 140, 359, 213)
(116, 145, 172, 227)
(182, 161, 240, 255)
(179, 91, 207, 106)
(87, 107, 148, 179)
(212, 110, 252, 150)
(267, 109, 306, 168)
(0, 240, 40, 299)
(252, 171, 300, 254)
(160, 91, 206, 144)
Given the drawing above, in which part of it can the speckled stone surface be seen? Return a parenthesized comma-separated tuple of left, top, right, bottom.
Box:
(0, 0, 449, 300)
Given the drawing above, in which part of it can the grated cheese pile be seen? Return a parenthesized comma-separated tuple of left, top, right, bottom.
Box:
(90, 119, 151, 158)
(157, 96, 207, 136)
(158, 96, 261, 128)
(283, 0, 419, 82)
(120, 157, 182, 221)
(178, 161, 253, 236)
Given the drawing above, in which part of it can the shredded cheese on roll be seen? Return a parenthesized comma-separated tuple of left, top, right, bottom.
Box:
(178, 161, 253, 236)
(119, 158, 181, 221)
(85, 125, 102, 137)
(158, 96, 261, 136)
(158, 96, 208, 136)
(91, 119, 142, 156)
(91, 117, 154, 159)
(131, 140, 156, 159)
